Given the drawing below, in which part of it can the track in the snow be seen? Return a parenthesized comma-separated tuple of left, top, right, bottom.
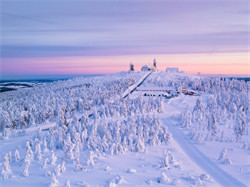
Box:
(162, 118, 247, 187)
(122, 71, 152, 99)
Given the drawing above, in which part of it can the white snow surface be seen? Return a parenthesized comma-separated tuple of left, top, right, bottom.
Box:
(0, 71, 249, 187)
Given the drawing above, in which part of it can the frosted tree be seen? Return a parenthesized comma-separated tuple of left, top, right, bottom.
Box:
(23, 163, 29, 177)
(8, 151, 12, 163)
(74, 142, 81, 161)
(63, 133, 75, 160)
(43, 138, 49, 153)
(2, 128, 10, 140)
(207, 113, 217, 138)
(24, 142, 34, 165)
(61, 161, 66, 173)
(93, 107, 99, 121)
(37, 128, 42, 140)
(157, 98, 164, 113)
(242, 141, 248, 150)
(42, 158, 49, 169)
(193, 97, 203, 112)
(220, 131, 224, 142)
(3, 153, 11, 175)
(51, 151, 57, 165)
(136, 136, 145, 152)
(55, 164, 61, 176)
(76, 98, 84, 112)
(87, 151, 95, 166)
(168, 151, 175, 164)
(66, 179, 71, 187)
(234, 106, 246, 142)
(158, 172, 171, 184)
(49, 173, 60, 187)
(58, 107, 67, 127)
(122, 136, 128, 152)
(35, 143, 42, 160)
(162, 149, 170, 168)
(218, 148, 227, 162)
(29, 113, 36, 127)
(15, 150, 21, 162)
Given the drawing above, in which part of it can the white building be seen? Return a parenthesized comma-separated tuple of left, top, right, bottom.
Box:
(129, 62, 134, 72)
(141, 59, 158, 71)
(166, 67, 179, 73)
(141, 64, 157, 71)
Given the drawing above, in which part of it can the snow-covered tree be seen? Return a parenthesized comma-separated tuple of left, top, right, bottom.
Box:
(2, 153, 11, 176)
(15, 150, 21, 162)
(162, 149, 170, 168)
(66, 179, 71, 187)
(23, 163, 29, 177)
(35, 143, 42, 160)
(234, 106, 246, 142)
(55, 164, 61, 176)
(43, 138, 49, 153)
(218, 148, 227, 162)
(61, 161, 66, 173)
(87, 151, 95, 166)
(49, 173, 60, 187)
(51, 151, 57, 165)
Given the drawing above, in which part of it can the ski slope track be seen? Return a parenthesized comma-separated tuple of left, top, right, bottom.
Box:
(162, 118, 247, 187)
(122, 71, 152, 98)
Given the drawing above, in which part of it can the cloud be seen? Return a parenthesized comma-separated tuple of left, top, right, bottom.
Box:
(0, 0, 248, 74)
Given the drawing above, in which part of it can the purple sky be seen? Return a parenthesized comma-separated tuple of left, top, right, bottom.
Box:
(0, 0, 249, 78)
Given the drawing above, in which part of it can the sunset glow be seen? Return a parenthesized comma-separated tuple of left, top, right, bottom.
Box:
(2, 52, 248, 75)
(0, 0, 249, 79)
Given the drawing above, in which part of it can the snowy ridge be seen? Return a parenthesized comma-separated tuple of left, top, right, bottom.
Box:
(0, 71, 249, 186)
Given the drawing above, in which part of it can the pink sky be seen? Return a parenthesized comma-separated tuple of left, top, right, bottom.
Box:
(2, 52, 249, 75)
(1, 0, 249, 78)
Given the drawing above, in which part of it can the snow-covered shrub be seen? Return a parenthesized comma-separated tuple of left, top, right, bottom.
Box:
(23, 163, 29, 177)
(66, 179, 71, 187)
(14, 150, 21, 162)
(162, 149, 170, 168)
(42, 158, 49, 169)
(86, 151, 95, 166)
(218, 148, 232, 164)
(61, 161, 66, 173)
(35, 143, 42, 160)
(24, 142, 34, 165)
(127, 168, 136, 174)
(55, 164, 61, 176)
(50, 151, 57, 165)
(157, 172, 172, 184)
(1, 153, 12, 179)
(218, 148, 227, 162)
(49, 173, 60, 187)
(242, 141, 248, 150)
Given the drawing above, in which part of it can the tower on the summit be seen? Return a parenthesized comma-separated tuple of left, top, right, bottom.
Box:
(153, 58, 157, 68)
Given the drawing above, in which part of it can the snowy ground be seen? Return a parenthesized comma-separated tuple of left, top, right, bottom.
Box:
(160, 95, 249, 186)
(0, 127, 219, 187)
(0, 71, 249, 187)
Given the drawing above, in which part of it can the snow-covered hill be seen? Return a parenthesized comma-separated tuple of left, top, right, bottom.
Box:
(0, 71, 249, 186)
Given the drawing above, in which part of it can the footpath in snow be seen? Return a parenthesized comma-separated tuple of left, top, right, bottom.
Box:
(161, 118, 247, 187)
(122, 72, 152, 98)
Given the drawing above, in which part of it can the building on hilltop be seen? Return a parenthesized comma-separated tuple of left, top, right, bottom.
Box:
(141, 64, 156, 71)
(129, 62, 135, 72)
(141, 59, 158, 71)
(153, 58, 157, 68)
(166, 67, 179, 73)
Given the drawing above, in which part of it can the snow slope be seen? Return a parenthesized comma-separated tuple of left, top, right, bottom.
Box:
(0, 71, 249, 186)
(162, 118, 246, 187)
